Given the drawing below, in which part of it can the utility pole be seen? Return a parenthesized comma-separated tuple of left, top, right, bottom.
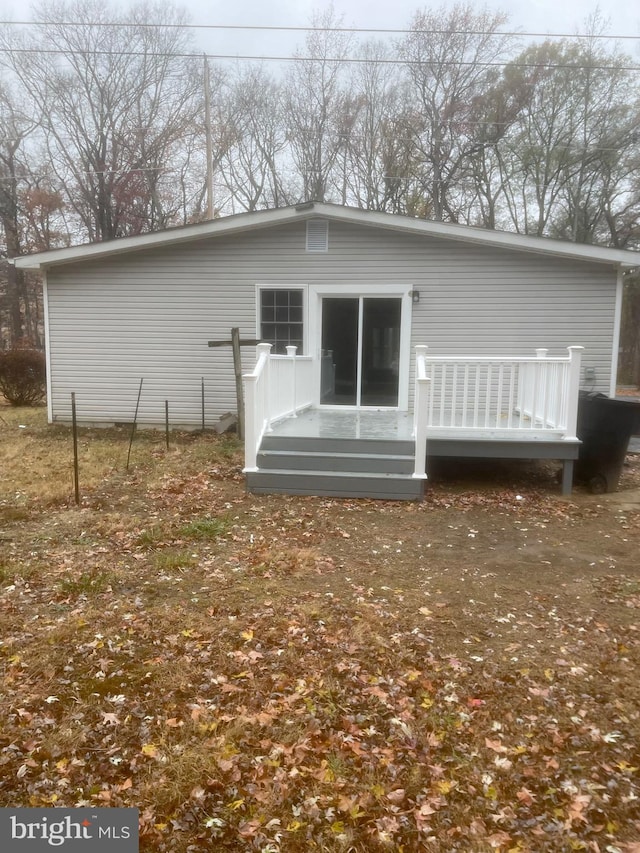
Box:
(203, 54, 214, 220)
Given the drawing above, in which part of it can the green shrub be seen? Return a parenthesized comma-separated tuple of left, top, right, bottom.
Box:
(0, 348, 46, 406)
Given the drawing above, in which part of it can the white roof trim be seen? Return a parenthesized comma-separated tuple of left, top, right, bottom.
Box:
(13, 202, 639, 270)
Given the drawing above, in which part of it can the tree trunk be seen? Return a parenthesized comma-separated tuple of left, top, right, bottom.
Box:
(1, 212, 25, 345)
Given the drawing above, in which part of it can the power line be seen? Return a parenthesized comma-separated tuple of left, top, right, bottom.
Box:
(1, 19, 639, 40)
(2, 46, 639, 72)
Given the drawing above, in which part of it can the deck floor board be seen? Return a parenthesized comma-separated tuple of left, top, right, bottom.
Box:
(268, 408, 574, 445)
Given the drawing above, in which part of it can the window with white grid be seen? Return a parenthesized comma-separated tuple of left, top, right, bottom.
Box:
(259, 288, 304, 354)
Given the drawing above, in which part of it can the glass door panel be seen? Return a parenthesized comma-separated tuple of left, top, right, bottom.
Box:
(361, 298, 401, 406)
(320, 295, 402, 407)
(321, 298, 359, 405)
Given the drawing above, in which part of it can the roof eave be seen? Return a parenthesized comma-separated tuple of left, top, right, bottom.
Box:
(13, 206, 305, 270)
(321, 206, 639, 268)
(12, 202, 640, 270)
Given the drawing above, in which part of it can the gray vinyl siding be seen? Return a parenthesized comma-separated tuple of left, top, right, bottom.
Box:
(45, 220, 618, 425)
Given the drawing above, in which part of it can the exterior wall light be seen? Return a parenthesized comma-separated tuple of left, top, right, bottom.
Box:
(410, 290, 420, 304)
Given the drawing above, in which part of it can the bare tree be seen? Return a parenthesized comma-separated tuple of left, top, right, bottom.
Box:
(398, 3, 514, 222)
(4, 0, 201, 242)
(0, 77, 50, 346)
(216, 66, 291, 212)
(0, 80, 26, 344)
(284, 7, 354, 203)
(338, 40, 410, 212)
(493, 37, 638, 241)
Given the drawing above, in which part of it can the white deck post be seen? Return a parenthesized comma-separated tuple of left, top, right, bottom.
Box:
(286, 345, 297, 417)
(243, 343, 272, 473)
(413, 346, 428, 438)
(413, 346, 429, 479)
(564, 346, 584, 439)
(258, 343, 273, 433)
(535, 348, 548, 428)
(243, 372, 259, 472)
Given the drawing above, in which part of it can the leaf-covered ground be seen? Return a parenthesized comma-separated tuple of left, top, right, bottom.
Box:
(1, 406, 640, 852)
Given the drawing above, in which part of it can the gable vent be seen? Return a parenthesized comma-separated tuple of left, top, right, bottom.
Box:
(306, 219, 329, 252)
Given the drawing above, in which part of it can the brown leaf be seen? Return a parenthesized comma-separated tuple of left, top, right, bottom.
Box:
(567, 794, 591, 825)
(487, 831, 512, 847)
(529, 686, 550, 698)
(415, 802, 437, 818)
(337, 794, 355, 813)
(238, 819, 262, 838)
(516, 787, 535, 806)
(387, 788, 405, 804)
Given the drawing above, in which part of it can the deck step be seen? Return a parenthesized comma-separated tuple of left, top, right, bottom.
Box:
(246, 469, 424, 501)
(249, 427, 422, 501)
(256, 449, 414, 475)
(260, 434, 415, 456)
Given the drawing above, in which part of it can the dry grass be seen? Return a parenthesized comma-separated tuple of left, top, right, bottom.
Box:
(0, 401, 242, 507)
(0, 404, 132, 504)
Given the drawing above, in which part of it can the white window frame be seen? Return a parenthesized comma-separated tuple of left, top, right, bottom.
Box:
(255, 283, 309, 356)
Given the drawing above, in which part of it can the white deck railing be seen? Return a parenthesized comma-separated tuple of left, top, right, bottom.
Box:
(243, 344, 313, 471)
(413, 346, 583, 477)
(413, 346, 430, 479)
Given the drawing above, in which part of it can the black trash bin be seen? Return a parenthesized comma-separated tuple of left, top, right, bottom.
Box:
(575, 391, 640, 493)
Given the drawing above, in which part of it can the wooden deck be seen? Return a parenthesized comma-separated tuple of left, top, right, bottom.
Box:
(245, 408, 581, 500)
(243, 345, 583, 499)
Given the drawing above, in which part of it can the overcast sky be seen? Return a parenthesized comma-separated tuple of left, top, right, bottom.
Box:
(0, 0, 638, 59)
(179, 0, 638, 35)
(176, 0, 640, 59)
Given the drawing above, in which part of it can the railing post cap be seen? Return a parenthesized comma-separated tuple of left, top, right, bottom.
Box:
(285, 345, 297, 357)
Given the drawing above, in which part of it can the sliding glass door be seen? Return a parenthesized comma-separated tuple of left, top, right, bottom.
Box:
(320, 296, 401, 407)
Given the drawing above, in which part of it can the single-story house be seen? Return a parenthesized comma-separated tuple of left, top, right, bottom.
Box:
(14, 202, 639, 499)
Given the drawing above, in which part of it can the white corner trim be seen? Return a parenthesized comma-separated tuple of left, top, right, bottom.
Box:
(42, 273, 53, 423)
(610, 268, 624, 396)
